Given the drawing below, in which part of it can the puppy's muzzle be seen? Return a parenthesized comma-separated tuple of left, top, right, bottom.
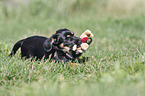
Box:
(75, 38, 82, 46)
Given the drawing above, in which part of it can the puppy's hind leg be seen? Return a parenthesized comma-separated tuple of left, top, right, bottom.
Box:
(9, 39, 24, 57)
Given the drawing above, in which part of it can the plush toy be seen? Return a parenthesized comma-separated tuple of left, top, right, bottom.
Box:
(72, 30, 94, 53)
(80, 30, 93, 51)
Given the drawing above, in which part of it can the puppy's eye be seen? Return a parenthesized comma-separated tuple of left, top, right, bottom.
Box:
(67, 35, 71, 38)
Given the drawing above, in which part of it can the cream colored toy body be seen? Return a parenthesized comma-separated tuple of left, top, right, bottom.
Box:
(72, 30, 93, 53)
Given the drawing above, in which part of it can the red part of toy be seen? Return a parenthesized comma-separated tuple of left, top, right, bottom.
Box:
(82, 37, 88, 43)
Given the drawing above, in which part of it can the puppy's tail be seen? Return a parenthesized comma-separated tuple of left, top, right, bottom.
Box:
(9, 39, 24, 57)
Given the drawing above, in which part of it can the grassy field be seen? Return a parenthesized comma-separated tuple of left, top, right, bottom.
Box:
(0, 0, 145, 96)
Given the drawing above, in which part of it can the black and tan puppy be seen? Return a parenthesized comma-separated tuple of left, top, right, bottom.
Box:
(9, 28, 82, 61)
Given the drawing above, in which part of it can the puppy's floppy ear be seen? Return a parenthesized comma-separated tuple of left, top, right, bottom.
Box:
(43, 34, 64, 52)
(51, 34, 63, 45)
(43, 38, 53, 52)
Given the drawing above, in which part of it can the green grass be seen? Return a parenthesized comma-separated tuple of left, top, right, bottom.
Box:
(0, 0, 145, 96)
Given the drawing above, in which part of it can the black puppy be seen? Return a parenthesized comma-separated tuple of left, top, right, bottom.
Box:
(9, 28, 82, 61)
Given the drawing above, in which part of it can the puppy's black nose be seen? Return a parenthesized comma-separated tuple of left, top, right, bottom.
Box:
(75, 38, 82, 45)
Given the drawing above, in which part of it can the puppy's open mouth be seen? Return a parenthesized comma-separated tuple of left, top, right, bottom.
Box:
(59, 43, 72, 52)
(63, 44, 83, 56)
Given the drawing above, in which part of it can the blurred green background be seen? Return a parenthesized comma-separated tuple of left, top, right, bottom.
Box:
(1, 0, 145, 42)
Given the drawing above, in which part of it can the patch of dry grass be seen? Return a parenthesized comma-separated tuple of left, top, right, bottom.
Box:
(105, 0, 145, 15)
